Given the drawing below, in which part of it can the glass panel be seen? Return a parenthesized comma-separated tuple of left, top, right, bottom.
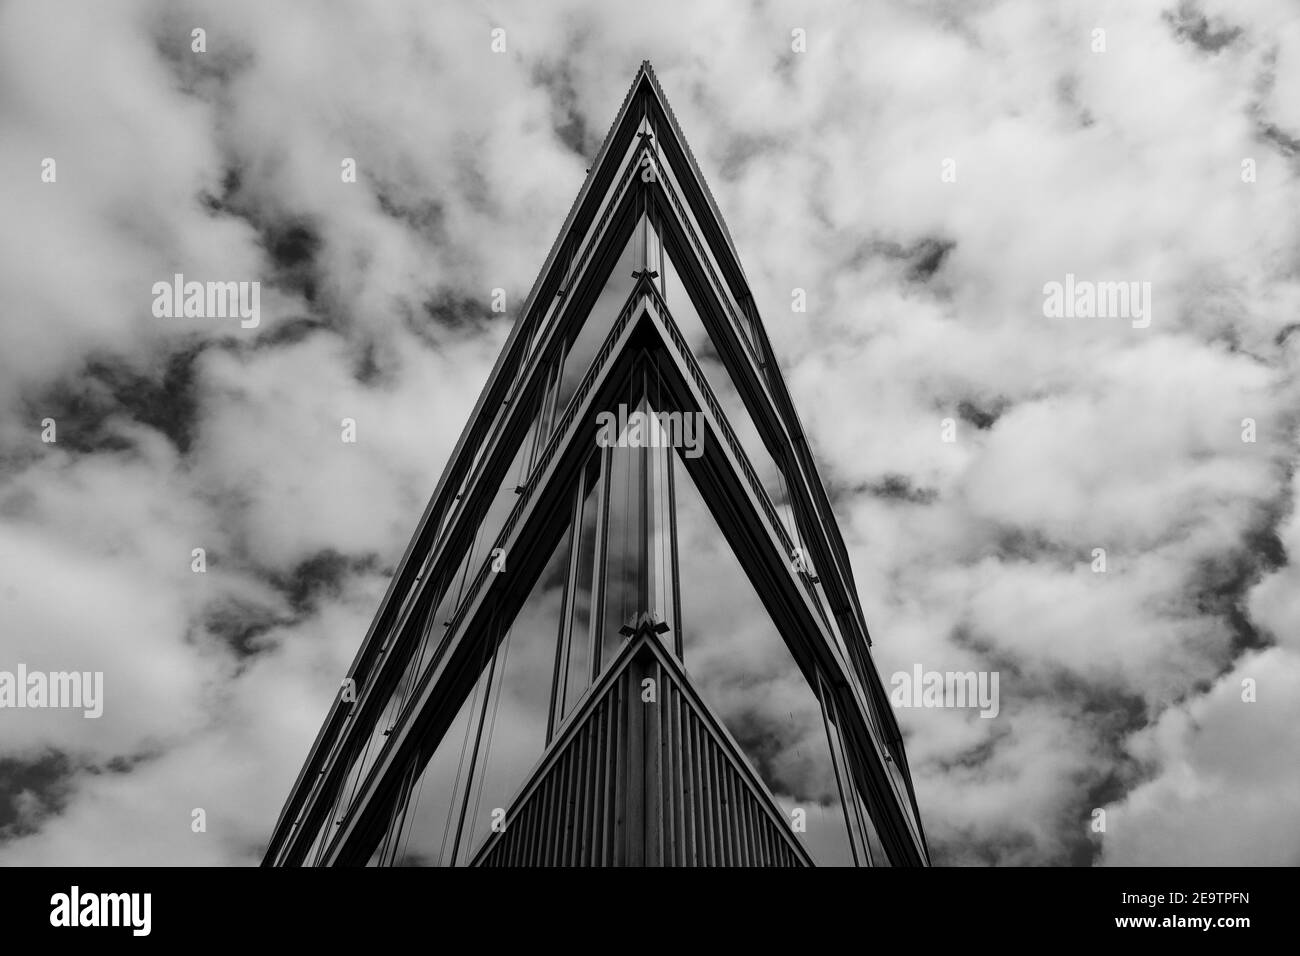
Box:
(673, 451, 855, 866)
(339, 578, 463, 825)
(788, 513, 861, 701)
(530, 357, 560, 452)
(643, 363, 679, 642)
(646, 420, 674, 639)
(886, 749, 923, 848)
(660, 240, 707, 353)
(825, 699, 889, 867)
(653, 142, 757, 358)
(467, 429, 533, 575)
(555, 230, 638, 415)
(364, 769, 411, 867)
(532, 289, 562, 357)
(821, 691, 865, 867)
(661, 242, 795, 543)
(460, 522, 573, 860)
(561, 455, 601, 718)
(400, 541, 475, 712)
(861, 793, 890, 866)
(645, 207, 663, 283)
(392, 662, 491, 867)
(336, 699, 394, 824)
(312, 378, 587, 860)
(384, 477, 584, 866)
(308, 730, 366, 864)
(302, 791, 336, 865)
(599, 415, 647, 669)
(564, 121, 644, 295)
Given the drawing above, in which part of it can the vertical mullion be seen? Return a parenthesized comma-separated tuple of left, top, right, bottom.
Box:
(550, 471, 587, 741)
(612, 673, 628, 864)
(560, 739, 574, 865)
(682, 700, 696, 866)
(667, 448, 682, 658)
(818, 673, 861, 869)
(694, 721, 710, 865)
(450, 635, 497, 866)
(591, 445, 612, 681)
(599, 694, 612, 865)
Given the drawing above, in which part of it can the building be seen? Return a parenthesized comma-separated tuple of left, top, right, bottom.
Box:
(264, 62, 929, 867)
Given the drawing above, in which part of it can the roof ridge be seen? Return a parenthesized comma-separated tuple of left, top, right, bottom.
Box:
(640, 62, 742, 271)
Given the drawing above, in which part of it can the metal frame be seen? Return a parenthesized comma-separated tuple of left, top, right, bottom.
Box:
(264, 64, 930, 868)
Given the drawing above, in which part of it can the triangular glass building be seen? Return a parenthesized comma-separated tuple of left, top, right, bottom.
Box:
(265, 63, 929, 867)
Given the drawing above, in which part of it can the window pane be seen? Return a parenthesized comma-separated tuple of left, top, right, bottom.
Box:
(654, 148, 757, 358)
(642, 368, 679, 643)
(467, 434, 532, 575)
(563, 121, 644, 298)
(674, 451, 855, 865)
(561, 455, 601, 718)
(556, 230, 637, 414)
(600, 432, 646, 669)
(826, 699, 889, 867)
(460, 519, 573, 861)
(385, 490, 577, 867)
(661, 243, 794, 544)
(646, 424, 674, 639)
(391, 662, 491, 867)
(661, 241, 707, 353)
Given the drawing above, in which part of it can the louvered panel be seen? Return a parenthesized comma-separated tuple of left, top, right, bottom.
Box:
(473, 634, 812, 867)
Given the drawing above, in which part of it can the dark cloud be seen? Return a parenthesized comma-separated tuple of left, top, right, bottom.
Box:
(374, 189, 447, 240)
(0, 751, 72, 839)
(956, 398, 1001, 431)
(1257, 120, 1300, 162)
(23, 349, 205, 456)
(199, 597, 290, 657)
(1163, 2, 1243, 55)
(533, 60, 592, 158)
(200, 166, 243, 214)
(906, 237, 956, 283)
(854, 474, 940, 505)
(271, 548, 382, 616)
(263, 219, 322, 303)
(420, 288, 494, 337)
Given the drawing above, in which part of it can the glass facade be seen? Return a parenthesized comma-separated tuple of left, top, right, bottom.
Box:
(274, 71, 925, 869)
(673, 450, 860, 866)
(458, 521, 573, 861)
(659, 230, 796, 543)
(297, 366, 895, 866)
(557, 454, 600, 720)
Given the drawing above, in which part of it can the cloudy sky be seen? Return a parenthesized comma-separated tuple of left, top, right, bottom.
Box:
(2, 0, 1299, 867)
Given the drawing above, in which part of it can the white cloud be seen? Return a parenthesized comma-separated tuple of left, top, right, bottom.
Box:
(1, 0, 1298, 867)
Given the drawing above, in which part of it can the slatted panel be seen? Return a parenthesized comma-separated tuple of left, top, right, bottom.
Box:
(478, 670, 626, 866)
(476, 643, 808, 867)
(654, 657, 808, 866)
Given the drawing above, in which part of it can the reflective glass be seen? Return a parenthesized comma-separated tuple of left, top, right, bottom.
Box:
(674, 451, 855, 865)
(460, 521, 573, 860)
(599, 427, 645, 668)
(556, 230, 638, 415)
(560, 455, 601, 719)
(392, 661, 490, 867)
